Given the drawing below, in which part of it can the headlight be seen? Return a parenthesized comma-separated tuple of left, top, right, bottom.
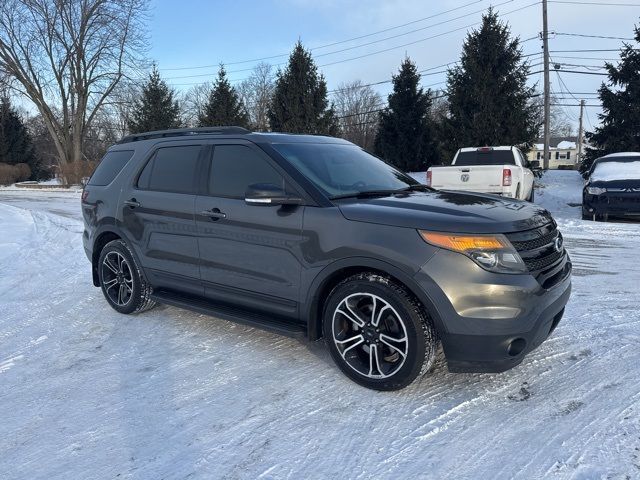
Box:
(419, 231, 527, 274)
(587, 186, 606, 195)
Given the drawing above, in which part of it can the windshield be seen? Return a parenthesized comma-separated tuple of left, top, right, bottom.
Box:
(455, 150, 516, 166)
(272, 143, 421, 198)
(592, 160, 640, 182)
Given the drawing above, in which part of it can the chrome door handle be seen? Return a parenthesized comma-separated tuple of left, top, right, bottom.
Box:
(199, 209, 226, 219)
(123, 199, 141, 208)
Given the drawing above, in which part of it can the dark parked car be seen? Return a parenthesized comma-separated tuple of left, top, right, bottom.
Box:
(82, 127, 571, 390)
(583, 152, 640, 221)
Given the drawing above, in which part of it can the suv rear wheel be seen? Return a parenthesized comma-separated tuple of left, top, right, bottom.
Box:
(323, 273, 437, 390)
(98, 239, 156, 314)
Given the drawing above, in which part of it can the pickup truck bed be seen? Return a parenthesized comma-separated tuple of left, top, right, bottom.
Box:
(427, 146, 534, 201)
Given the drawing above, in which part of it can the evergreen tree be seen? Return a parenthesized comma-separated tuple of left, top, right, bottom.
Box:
(581, 24, 640, 176)
(128, 66, 181, 134)
(199, 65, 249, 127)
(268, 42, 338, 135)
(0, 96, 39, 179)
(374, 58, 440, 171)
(445, 9, 538, 157)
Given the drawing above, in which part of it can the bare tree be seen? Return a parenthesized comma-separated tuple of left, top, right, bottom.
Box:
(333, 80, 383, 151)
(532, 93, 575, 138)
(0, 0, 147, 165)
(183, 81, 213, 127)
(237, 63, 274, 131)
(89, 79, 140, 141)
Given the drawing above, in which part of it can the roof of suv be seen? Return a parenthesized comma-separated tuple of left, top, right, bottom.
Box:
(117, 127, 352, 147)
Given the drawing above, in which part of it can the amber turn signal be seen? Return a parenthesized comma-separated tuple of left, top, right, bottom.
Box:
(419, 231, 507, 252)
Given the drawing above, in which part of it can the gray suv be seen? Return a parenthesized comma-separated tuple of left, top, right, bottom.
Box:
(82, 127, 571, 390)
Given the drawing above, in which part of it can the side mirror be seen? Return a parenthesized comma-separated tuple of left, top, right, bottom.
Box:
(245, 183, 302, 206)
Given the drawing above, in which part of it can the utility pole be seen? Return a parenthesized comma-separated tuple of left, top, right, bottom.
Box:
(542, 0, 551, 170)
(577, 99, 585, 165)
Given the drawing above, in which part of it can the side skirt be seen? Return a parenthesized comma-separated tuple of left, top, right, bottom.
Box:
(150, 289, 307, 339)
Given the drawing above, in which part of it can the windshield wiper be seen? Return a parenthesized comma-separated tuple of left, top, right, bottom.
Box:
(330, 189, 402, 200)
(330, 185, 433, 200)
(402, 184, 433, 192)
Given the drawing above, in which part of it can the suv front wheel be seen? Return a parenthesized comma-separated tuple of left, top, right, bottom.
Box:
(98, 239, 156, 314)
(323, 273, 437, 390)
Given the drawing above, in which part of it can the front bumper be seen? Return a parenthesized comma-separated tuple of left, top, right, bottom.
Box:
(583, 192, 640, 216)
(414, 249, 572, 373)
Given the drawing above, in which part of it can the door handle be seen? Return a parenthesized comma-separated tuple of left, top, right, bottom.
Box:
(123, 199, 141, 208)
(199, 208, 227, 220)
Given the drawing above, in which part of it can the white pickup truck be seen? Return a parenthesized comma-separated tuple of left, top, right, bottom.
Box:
(426, 146, 535, 201)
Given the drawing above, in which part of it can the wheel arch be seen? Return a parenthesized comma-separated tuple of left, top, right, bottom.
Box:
(304, 257, 445, 341)
(91, 226, 147, 287)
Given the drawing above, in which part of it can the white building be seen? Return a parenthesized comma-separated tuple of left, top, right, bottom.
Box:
(526, 136, 587, 169)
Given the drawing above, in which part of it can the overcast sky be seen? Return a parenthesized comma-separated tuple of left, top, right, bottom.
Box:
(147, 0, 639, 133)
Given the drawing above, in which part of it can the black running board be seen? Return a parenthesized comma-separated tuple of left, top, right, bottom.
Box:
(150, 289, 307, 339)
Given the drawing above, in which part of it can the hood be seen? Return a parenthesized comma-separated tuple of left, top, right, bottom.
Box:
(337, 190, 553, 234)
(588, 178, 640, 189)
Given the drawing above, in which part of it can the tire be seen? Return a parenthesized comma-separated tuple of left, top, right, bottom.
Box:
(98, 239, 156, 314)
(515, 185, 521, 200)
(528, 185, 535, 202)
(323, 273, 437, 391)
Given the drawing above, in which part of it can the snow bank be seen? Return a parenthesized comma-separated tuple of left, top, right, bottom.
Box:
(0, 173, 639, 479)
(591, 161, 640, 182)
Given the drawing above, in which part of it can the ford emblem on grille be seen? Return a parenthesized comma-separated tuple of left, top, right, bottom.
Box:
(554, 235, 564, 252)
(461, 174, 470, 182)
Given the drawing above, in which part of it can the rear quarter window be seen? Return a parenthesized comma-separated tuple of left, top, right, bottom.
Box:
(88, 150, 134, 186)
(137, 145, 202, 194)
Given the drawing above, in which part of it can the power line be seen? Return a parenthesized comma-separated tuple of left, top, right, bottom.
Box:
(548, 1, 640, 5)
(310, 0, 487, 50)
(529, 68, 608, 75)
(159, 0, 490, 72)
(319, 1, 540, 68)
(313, 0, 518, 60)
(552, 61, 607, 69)
(584, 106, 596, 129)
(550, 55, 620, 61)
(554, 32, 634, 40)
(550, 103, 601, 106)
(552, 69, 609, 75)
(163, 0, 520, 80)
(550, 48, 636, 53)
(163, 0, 539, 79)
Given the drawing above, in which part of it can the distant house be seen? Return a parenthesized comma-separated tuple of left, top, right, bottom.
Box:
(526, 136, 588, 169)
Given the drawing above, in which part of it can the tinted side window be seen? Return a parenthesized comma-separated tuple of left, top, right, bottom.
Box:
(209, 145, 283, 197)
(138, 145, 201, 194)
(88, 150, 134, 186)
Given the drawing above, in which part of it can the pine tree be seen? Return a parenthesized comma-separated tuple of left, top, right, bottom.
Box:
(268, 41, 338, 135)
(128, 66, 181, 134)
(445, 9, 538, 157)
(198, 66, 249, 128)
(581, 24, 640, 176)
(374, 58, 440, 171)
(0, 96, 39, 179)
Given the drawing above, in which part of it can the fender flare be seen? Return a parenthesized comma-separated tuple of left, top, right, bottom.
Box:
(304, 256, 446, 340)
(90, 223, 149, 286)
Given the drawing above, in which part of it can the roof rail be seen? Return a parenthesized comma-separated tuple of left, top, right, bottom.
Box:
(117, 126, 251, 144)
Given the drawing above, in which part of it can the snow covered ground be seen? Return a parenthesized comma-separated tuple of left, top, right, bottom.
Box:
(0, 171, 639, 479)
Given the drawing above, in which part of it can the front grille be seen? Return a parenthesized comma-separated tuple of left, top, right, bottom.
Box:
(509, 229, 558, 251)
(523, 248, 564, 271)
(608, 196, 640, 203)
(505, 223, 567, 287)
